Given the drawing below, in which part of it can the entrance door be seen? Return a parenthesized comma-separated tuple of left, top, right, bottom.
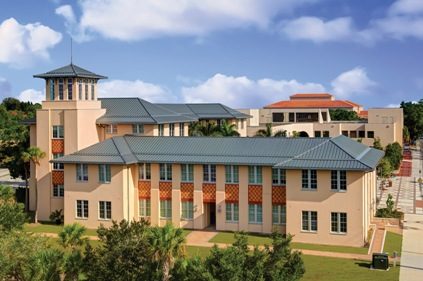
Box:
(209, 203, 216, 226)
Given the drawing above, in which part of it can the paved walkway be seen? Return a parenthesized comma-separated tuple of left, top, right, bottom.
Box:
(400, 214, 423, 281)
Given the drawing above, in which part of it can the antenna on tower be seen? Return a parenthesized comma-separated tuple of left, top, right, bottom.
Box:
(70, 37, 73, 64)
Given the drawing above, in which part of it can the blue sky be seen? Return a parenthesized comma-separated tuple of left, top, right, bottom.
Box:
(0, 0, 422, 108)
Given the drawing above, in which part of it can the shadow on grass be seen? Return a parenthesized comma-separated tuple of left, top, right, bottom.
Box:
(355, 262, 372, 269)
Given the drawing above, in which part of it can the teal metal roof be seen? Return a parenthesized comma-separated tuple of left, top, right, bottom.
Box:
(34, 63, 107, 79)
(97, 98, 249, 124)
(53, 135, 383, 171)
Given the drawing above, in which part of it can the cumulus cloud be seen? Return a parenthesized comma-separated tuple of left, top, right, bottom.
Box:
(17, 89, 44, 104)
(331, 67, 376, 99)
(181, 74, 326, 108)
(55, 5, 76, 23)
(0, 18, 62, 67)
(97, 80, 177, 103)
(388, 0, 423, 15)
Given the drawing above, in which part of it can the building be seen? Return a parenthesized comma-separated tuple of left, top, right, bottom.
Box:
(28, 64, 384, 247)
(27, 63, 249, 221)
(239, 93, 403, 147)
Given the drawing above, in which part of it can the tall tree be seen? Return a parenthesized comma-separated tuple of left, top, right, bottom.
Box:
(21, 146, 46, 222)
(401, 99, 423, 141)
(0, 185, 27, 232)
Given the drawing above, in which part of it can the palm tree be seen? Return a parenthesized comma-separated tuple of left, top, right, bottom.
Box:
(21, 146, 46, 222)
(59, 223, 87, 281)
(149, 223, 186, 281)
(219, 120, 240, 136)
(255, 123, 286, 137)
(59, 223, 87, 250)
(189, 122, 222, 137)
(188, 122, 204, 136)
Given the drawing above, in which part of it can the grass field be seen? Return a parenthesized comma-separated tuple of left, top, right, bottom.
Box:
(209, 232, 368, 255)
(383, 231, 403, 257)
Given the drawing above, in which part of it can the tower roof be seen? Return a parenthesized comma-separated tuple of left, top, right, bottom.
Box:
(33, 63, 107, 79)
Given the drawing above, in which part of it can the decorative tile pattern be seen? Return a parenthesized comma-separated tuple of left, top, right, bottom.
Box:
(52, 171, 64, 185)
(138, 181, 151, 199)
(248, 185, 262, 203)
(225, 184, 239, 203)
(203, 183, 216, 203)
(159, 181, 172, 200)
(272, 185, 286, 204)
(181, 182, 194, 201)
(51, 139, 64, 153)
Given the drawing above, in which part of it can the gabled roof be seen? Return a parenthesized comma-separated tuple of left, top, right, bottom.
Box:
(53, 135, 383, 171)
(33, 63, 107, 79)
(264, 100, 360, 109)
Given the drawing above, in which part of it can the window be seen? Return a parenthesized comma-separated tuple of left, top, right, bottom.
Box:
(58, 79, 64, 100)
(132, 124, 144, 134)
(160, 163, 172, 181)
(331, 212, 347, 233)
(331, 170, 347, 191)
(225, 165, 239, 183)
(181, 201, 193, 220)
(91, 81, 95, 100)
(323, 131, 329, 137)
(67, 79, 73, 100)
(272, 205, 286, 225)
(106, 124, 117, 134)
(342, 130, 348, 136)
(349, 131, 357, 138)
(99, 201, 112, 220)
(367, 131, 374, 138)
(49, 79, 55, 100)
(52, 125, 64, 139)
(203, 164, 216, 183)
(76, 164, 88, 182)
(160, 200, 172, 219)
(98, 164, 111, 183)
(139, 199, 151, 217)
(322, 112, 327, 121)
(169, 123, 175, 136)
(240, 120, 244, 129)
(314, 131, 321, 138)
(85, 83, 89, 100)
(158, 124, 164, 136)
(272, 112, 284, 122)
(226, 203, 239, 222)
(248, 204, 262, 224)
(302, 170, 317, 190)
(78, 80, 82, 100)
(181, 164, 193, 182)
(289, 112, 295, 122)
(139, 163, 151, 180)
(302, 211, 317, 232)
(358, 130, 365, 138)
(76, 200, 88, 218)
(248, 166, 262, 184)
(53, 153, 64, 170)
(53, 184, 64, 197)
(272, 169, 286, 185)
(179, 123, 184, 136)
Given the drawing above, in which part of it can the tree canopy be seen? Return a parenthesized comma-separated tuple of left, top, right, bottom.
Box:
(401, 99, 423, 141)
(329, 109, 361, 121)
(255, 123, 287, 137)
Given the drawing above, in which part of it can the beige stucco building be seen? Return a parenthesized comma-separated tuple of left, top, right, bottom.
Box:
(239, 93, 403, 147)
(28, 65, 385, 247)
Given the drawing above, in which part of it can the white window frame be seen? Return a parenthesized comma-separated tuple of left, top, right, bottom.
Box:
(181, 201, 193, 220)
(98, 164, 111, 183)
(58, 79, 64, 100)
(272, 169, 286, 185)
(158, 124, 164, 136)
(179, 123, 184, 136)
(159, 163, 172, 181)
(52, 125, 64, 139)
(85, 81, 89, 100)
(248, 204, 263, 224)
(302, 169, 317, 190)
(76, 200, 88, 219)
(139, 199, 151, 217)
(78, 80, 82, 100)
(132, 124, 144, 134)
(248, 166, 262, 184)
(225, 165, 239, 184)
(52, 153, 64, 170)
(139, 163, 151, 180)
(331, 170, 347, 192)
(67, 78, 73, 100)
(203, 164, 216, 183)
(181, 164, 193, 182)
(226, 202, 239, 223)
(91, 81, 95, 100)
(331, 212, 347, 234)
(98, 201, 112, 220)
(53, 184, 64, 197)
(106, 124, 117, 134)
(169, 123, 175, 136)
(76, 164, 88, 182)
(302, 211, 318, 232)
(272, 205, 286, 225)
(160, 200, 172, 219)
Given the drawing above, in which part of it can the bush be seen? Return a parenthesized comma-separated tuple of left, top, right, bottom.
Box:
(376, 194, 402, 218)
(385, 142, 402, 170)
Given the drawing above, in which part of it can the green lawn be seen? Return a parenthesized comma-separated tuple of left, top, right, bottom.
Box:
(209, 232, 368, 255)
(383, 231, 403, 257)
(24, 222, 98, 236)
(186, 246, 211, 259)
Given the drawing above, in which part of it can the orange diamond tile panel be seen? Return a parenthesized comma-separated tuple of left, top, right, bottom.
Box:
(51, 139, 64, 154)
(203, 183, 216, 203)
(138, 181, 151, 199)
(272, 186, 286, 204)
(52, 171, 64, 185)
(225, 184, 239, 203)
(248, 185, 262, 203)
(159, 181, 172, 200)
(181, 182, 194, 201)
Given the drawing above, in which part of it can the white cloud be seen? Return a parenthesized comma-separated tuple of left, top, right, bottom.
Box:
(17, 89, 44, 104)
(0, 18, 62, 67)
(282, 17, 355, 43)
(60, 0, 315, 41)
(97, 80, 177, 103)
(55, 5, 76, 23)
(388, 0, 423, 15)
(181, 73, 326, 108)
(386, 103, 401, 108)
(331, 67, 376, 99)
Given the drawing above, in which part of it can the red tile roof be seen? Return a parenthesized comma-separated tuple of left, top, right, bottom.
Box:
(290, 93, 333, 99)
(265, 100, 360, 109)
(358, 110, 368, 118)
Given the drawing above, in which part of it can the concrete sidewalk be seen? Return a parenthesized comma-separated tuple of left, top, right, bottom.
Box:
(400, 214, 423, 281)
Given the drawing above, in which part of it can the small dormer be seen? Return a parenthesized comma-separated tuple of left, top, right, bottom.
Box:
(33, 64, 107, 102)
